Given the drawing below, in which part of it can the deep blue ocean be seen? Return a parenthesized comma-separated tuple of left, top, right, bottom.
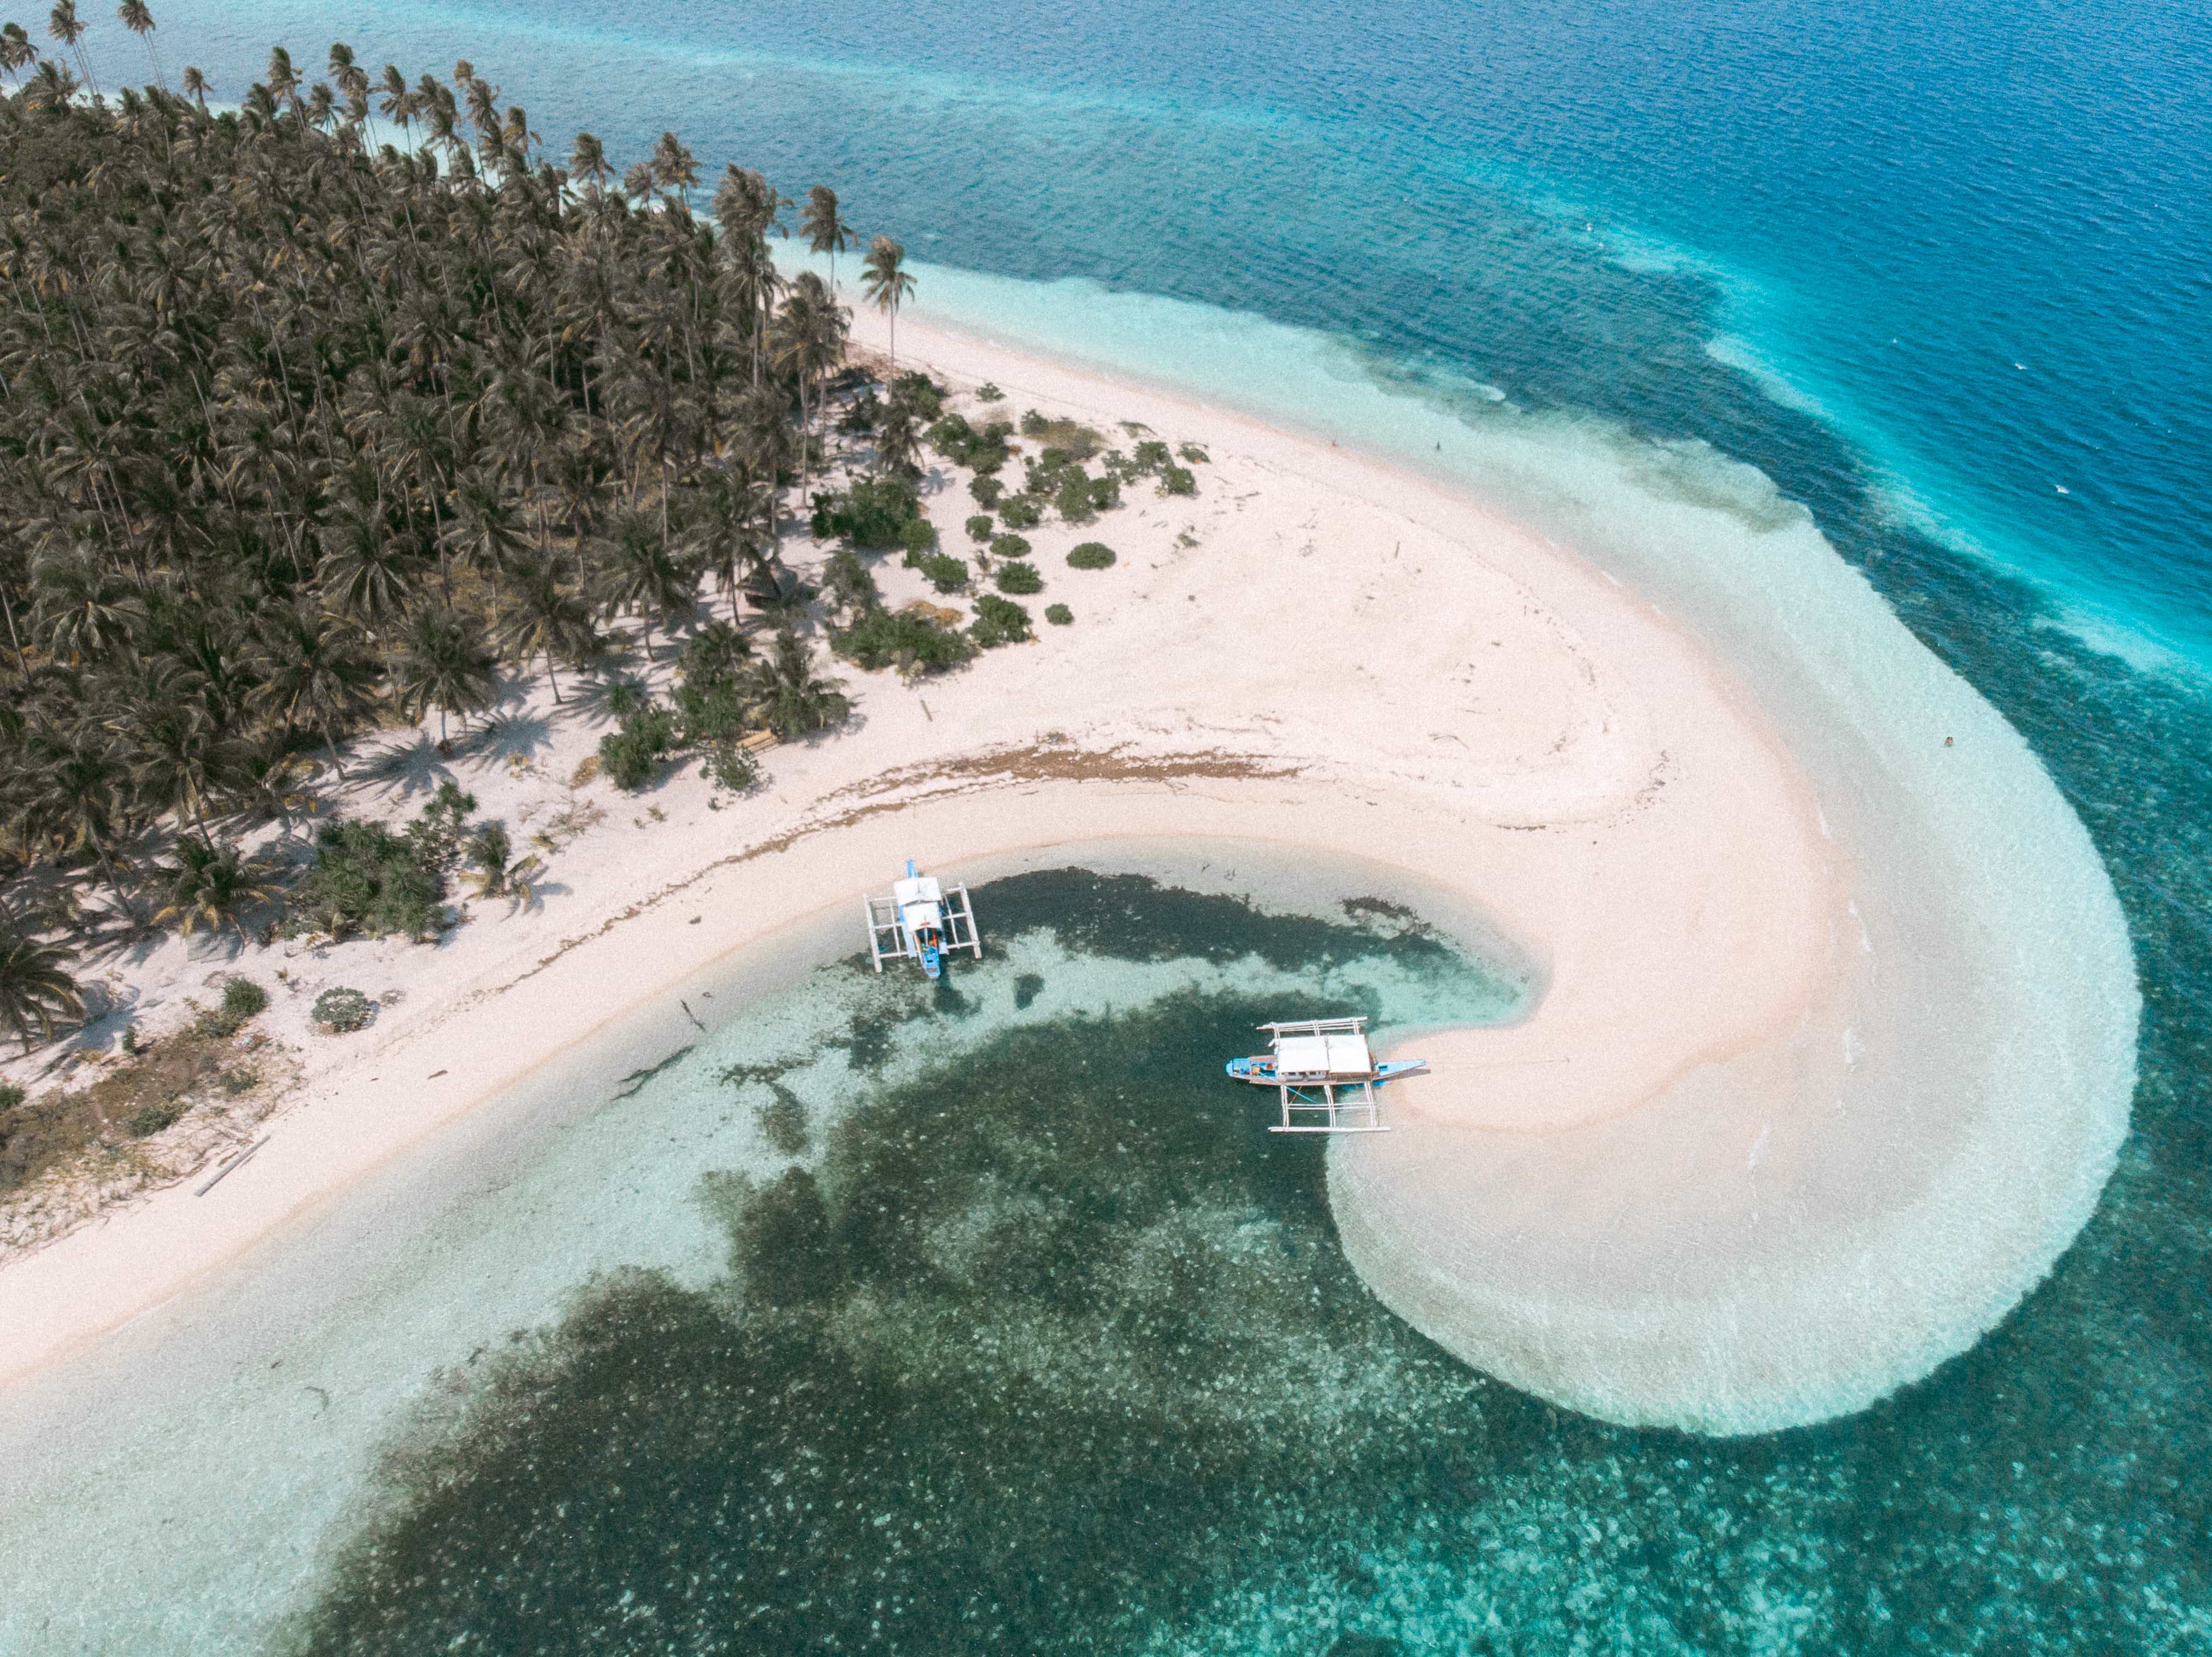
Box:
(52, 3, 2212, 1650)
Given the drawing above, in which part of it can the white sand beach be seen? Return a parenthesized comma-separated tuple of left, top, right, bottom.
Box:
(0, 302, 2137, 1436)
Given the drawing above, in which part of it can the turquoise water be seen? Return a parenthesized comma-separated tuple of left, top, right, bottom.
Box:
(52, 3, 2212, 1648)
(264, 872, 2196, 1655)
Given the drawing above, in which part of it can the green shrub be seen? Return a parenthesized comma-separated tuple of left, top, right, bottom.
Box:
(994, 560, 1043, 595)
(1054, 473, 1097, 523)
(287, 819, 447, 942)
(927, 414, 1014, 472)
(1067, 542, 1117, 570)
(128, 1100, 185, 1138)
(1045, 603, 1073, 626)
(821, 547, 880, 616)
(404, 780, 478, 872)
(838, 389, 880, 433)
(988, 532, 1032, 562)
(997, 494, 1042, 530)
(970, 594, 1033, 648)
(892, 371, 946, 420)
(968, 475, 1004, 509)
(810, 475, 921, 549)
(0, 1083, 23, 1113)
(222, 977, 267, 1020)
(833, 606, 978, 675)
(964, 514, 994, 543)
(313, 986, 372, 1032)
(975, 381, 1004, 403)
(1178, 442, 1210, 464)
(598, 702, 678, 790)
(679, 621, 752, 682)
(703, 741, 762, 792)
(1131, 440, 1170, 473)
(899, 517, 938, 557)
(917, 552, 970, 594)
(1017, 411, 1101, 455)
(1160, 465, 1197, 497)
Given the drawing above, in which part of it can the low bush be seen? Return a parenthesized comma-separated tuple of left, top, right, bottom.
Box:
(997, 493, 1043, 530)
(1160, 465, 1197, 497)
(598, 702, 678, 790)
(821, 547, 880, 616)
(899, 517, 938, 557)
(968, 475, 1004, 509)
(313, 987, 372, 1032)
(1067, 542, 1116, 570)
(194, 976, 268, 1039)
(1178, 442, 1210, 464)
(838, 389, 880, 433)
(287, 819, 446, 941)
(926, 413, 1014, 473)
(975, 381, 1004, 403)
(965, 514, 995, 543)
(810, 475, 921, 550)
(892, 371, 947, 420)
(0, 1083, 23, 1113)
(1045, 603, 1073, 626)
(970, 594, 1033, 648)
(833, 605, 978, 675)
(994, 560, 1043, 595)
(703, 741, 762, 792)
(917, 552, 970, 594)
(1016, 410, 1102, 456)
(1131, 439, 1170, 472)
(127, 1100, 185, 1138)
(989, 532, 1032, 562)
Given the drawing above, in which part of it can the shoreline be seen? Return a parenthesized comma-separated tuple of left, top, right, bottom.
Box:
(0, 299, 2135, 1435)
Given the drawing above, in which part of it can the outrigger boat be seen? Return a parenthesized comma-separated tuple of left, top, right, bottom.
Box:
(863, 860, 983, 980)
(1227, 1016, 1427, 1133)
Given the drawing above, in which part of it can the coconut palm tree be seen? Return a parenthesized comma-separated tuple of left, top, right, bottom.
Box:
(595, 510, 695, 661)
(749, 627, 849, 739)
(248, 603, 379, 777)
(393, 604, 497, 743)
(771, 271, 848, 494)
(0, 912, 83, 1052)
(0, 22, 38, 85)
(149, 837, 283, 940)
(860, 236, 916, 371)
(801, 184, 854, 289)
(116, 0, 162, 89)
(493, 555, 601, 703)
(178, 61, 205, 111)
(45, 1, 93, 96)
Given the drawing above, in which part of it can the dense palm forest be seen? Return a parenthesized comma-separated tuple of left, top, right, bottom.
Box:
(0, 16, 919, 1053)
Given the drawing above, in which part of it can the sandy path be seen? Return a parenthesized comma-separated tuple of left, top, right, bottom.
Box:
(0, 307, 2134, 1435)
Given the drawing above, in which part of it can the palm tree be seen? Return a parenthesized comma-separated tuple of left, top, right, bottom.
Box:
(248, 603, 379, 777)
(0, 912, 83, 1053)
(493, 555, 601, 703)
(860, 236, 917, 372)
(594, 510, 695, 661)
(749, 627, 849, 739)
(876, 380, 925, 480)
(801, 184, 854, 289)
(178, 62, 205, 111)
(568, 131, 611, 197)
(393, 604, 497, 743)
(116, 0, 162, 89)
(772, 271, 848, 494)
(45, 1, 94, 96)
(0, 22, 37, 86)
(149, 838, 283, 940)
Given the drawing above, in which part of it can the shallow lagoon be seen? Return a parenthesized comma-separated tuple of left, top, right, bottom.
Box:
(2, 853, 2202, 1653)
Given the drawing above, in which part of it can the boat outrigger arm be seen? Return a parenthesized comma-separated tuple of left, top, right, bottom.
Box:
(1226, 1015, 1428, 1133)
(864, 860, 983, 980)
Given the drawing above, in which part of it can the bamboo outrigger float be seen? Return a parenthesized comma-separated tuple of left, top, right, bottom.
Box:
(1226, 1016, 1427, 1133)
(864, 860, 982, 979)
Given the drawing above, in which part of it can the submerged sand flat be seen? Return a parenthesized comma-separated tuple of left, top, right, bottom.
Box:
(0, 303, 2135, 1436)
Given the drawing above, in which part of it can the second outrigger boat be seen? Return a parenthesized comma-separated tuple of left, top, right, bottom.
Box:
(1227, 1015, 1428, 1133)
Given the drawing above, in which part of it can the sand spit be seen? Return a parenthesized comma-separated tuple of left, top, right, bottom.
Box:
(0, 304, 2135, 1434)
